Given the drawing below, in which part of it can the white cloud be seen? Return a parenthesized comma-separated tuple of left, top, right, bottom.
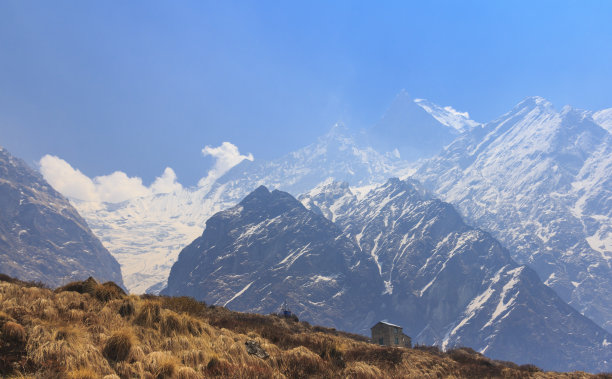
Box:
(40, 155, 151, 203)
(39, 155, 100, 202)
(150, 167, 183, 194)
(92, 171, 150, 203)
(197, 142, 254, 188)
(39, 142, 251, 204)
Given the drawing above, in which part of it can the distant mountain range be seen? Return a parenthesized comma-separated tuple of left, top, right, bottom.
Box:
(415, 97, 612, 332)
(33, 92, 612, 371)
(164, 182, 612, 372)
(73, 122, 413, 293)
(0, 146, 124, 288)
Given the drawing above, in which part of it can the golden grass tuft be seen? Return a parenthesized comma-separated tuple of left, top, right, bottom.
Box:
(281, 346, 328, 377)
(1, 321, 26, 344)
(103, 329, 135, 362)
(66, 368, 99, 379)
(181, 349, 207, 367)
(118, 299, 135, 318)
(144, 351, 179, 378)
(176, 366, 202, 379)
(134, 301, 162, 328)
(342, 361, 385, 378)
(0, 310, 15, 326)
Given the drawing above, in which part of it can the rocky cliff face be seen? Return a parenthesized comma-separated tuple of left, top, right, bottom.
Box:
(0, 146, 124, 288)
(300, 178, 612, 372)
(162, 186, 386, 334)
(414, 97, 612, 332)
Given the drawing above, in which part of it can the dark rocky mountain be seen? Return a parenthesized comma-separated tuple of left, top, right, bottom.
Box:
(414, 97, 612, 333)
(300, 179, 612, 372)
(162, 186, 386, 333)
(0, 146, 124, 288)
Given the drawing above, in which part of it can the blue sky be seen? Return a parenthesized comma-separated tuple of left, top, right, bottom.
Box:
(1, 1, 611, 187)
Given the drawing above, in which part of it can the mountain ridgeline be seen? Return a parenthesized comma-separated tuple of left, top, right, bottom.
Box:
(163, 186, 385, 333)
(0, 146, 124, 288)
(415, 97, 612, 332)
(164, 182, 612, 372)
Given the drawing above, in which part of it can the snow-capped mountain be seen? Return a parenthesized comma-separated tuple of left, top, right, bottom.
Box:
(162, 186, 385, 333)
(594, 107, 612, 134)
(415, 96, 612, 332)
(73, 124, 412, 293)
(300, 178, 612, 372)
(414, 98, 481, 133)
(0, 146, 124, 288)
(366, 91, 478, 160)
(166, 181, 612, 372)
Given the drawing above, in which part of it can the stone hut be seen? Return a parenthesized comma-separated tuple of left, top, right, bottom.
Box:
(371, 321, 411, 347)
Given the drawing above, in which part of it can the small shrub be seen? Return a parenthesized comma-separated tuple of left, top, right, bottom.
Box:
(103, 329, 135, 362)
(176, 366, 201, 379)
(204, 356, 234, 376)
(181, 349, 207, 367)
(57, 277, 99, 295)
(118, 299, 135, 318)
(161, 313, 183, 336)
(160, 296, 207, 317)
(134, 302, 162, 328)
(518, 363, 541, 372)
(95, 282, 126, 302)
(145, 351, 178, 379)
(344, 346, 403, 368)
(67, 368, 99, 379)
(281, 346, 327, 377)
(0, 311, 15, 327)
(413, 344, 442, 356)
(1, 321, 26, 345)
(342, 361, 384, 378)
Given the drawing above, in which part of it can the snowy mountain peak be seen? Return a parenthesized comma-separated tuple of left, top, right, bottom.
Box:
(593, 108, 612, 134)
(512, 96, 555, 113)
(368, 91, 461, 160)
(414, 98, 480, 132)
(238, 185, 303, 217)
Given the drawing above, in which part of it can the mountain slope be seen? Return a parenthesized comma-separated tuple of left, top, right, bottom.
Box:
(162, 186, 385, 334)
(414, 98, 480, 133)
(366, 91, 467, 160)
(73, 124, 411, 294)
(415, 97, 612, 332)
(300, 178, 612, 372)
(0, 146, 124, 288)
(594, 107, 612, 134)
(2, 276, 592, 378)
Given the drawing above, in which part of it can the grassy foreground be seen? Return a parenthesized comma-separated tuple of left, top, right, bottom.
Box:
(0, 275, 609, 378)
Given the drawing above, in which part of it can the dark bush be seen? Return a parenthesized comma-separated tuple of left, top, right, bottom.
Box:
(344, 346, 404, 368)
(94, 282, 126, 302)
(102, 330, 134, 362)
(413, 344, 443, 356)
(1, 321, 26, 345)
(118, 299, 135, 317)
(518, 363, 541, 372)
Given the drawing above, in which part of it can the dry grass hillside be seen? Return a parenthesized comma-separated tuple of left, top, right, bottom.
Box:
(0, 274, 610, 379)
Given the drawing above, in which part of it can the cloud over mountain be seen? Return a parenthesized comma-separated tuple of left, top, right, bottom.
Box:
(39, 142, 252, 204)
(198, 142, 255, 188)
